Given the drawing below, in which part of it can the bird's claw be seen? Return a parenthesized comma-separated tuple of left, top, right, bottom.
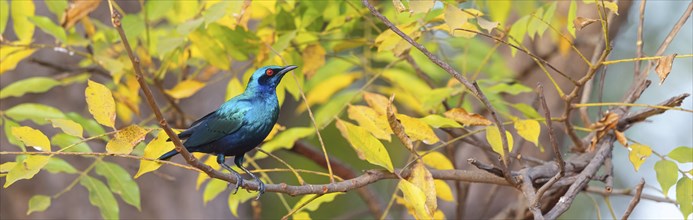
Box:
(230, 173, 243, 194)
(254, 180, 265, 200)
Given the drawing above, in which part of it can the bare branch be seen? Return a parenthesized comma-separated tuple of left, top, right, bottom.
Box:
(621, 178, 646, 220)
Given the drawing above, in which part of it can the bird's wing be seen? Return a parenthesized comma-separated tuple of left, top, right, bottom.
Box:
(181, 108, 247, 148)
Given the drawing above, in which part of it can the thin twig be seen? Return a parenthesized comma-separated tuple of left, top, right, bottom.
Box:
(621, 178, 645, 220)
(585, 185, 675, 204)
(634, 0, 647, 79)
(534, 83, 564, 203)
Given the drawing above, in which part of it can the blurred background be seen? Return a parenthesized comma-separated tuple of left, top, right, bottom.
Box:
(1, 0, 690, 219)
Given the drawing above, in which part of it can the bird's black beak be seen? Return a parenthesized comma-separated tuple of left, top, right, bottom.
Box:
(278, 65, 298, 75)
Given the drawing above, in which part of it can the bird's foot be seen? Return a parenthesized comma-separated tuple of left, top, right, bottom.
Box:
(254, 180, 265, 200)
(230, 172, 243, 194)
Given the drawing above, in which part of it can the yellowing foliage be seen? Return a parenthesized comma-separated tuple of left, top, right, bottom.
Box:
(85, 80, 116, 129)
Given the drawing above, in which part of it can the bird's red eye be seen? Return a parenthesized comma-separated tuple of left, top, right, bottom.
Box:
(266, 69, 274, 76)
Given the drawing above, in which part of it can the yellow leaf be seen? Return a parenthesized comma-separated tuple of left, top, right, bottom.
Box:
(228, 188, 255, 217)
(225, 77, 244, 101)
(48, 119, 83, 137)
(335, 120, 394, 172)
(363, 92, 393, 115)
(444, 4, 470, 31)
(106, 125, 149, 154)
(488, 0, 510, 25)
(85, 80, 116, 128)
(135, 129, 177, 178)
(485, 126, 514, 159)
(602, 1, 619, 15)
(0, 47, 36, 74)
(11, 0, 35, 43)
(196, 155, 221, 190)
(302, 44, 326, 78)
(293, 211, 311, 220)
(629, 144, 652, 172)
(256, 127, 314, 159)
(397, 114, 440, 144)
(399, 180, 433, 219)
(348, 105, 392, 141)
(293, 193, 343, 212)
(298, 73, 358, 114)
(434, 180, 454, 202)
(420, 115, 462, 128)
(4, 155, 50, 188)
(514, 119, 540, 147)
(263, 124, 286, 142)
(409, 0, 434, 14)
(420, 151, 454, 170)
(165, 80, 206, 99)
(443, 108, 491, 126)
(433, 210, 446, 219)
(409, 162, 436, 216)
(655, 54, 677, 85)
(11, 126, 50, 152)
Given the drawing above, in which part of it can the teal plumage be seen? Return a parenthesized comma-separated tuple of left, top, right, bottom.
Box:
(159, 65, 297, 199)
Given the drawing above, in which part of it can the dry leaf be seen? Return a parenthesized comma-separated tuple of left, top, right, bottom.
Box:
(589, 112, 619, 151)
(61, 0, 101, 29)
(573, 17, 598, 31)
(387, 94, 415, 153)
(443, 108, 491, 126)
(392, 0, 407, 13)
(655, 54, 677, 85)
(615, 130, 627, 146)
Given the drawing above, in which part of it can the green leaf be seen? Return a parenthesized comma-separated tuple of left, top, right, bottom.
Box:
(669, 146, 693, 163)
(508, 15, 529, 57)
(487, 83, 532, 95)
(121, 15, 145, 48)
(203, 1, 230, 25)
(94, 161, 141, 210)
(176, 17, 203, 35)
(203, 178, 227, 204)
(0, 77, 61, 99)
(335, 119, 394, 172)
(66, 112, 106, 141)
(4, 155, 50, 188)
(655, 159, 679, 195)
(80, 176, 119, 220)
(676, 177, 692, 219)
(0, 0, 9, 35)
(314, 90, 359, 128)
(43, 157, 77, 174)
(512, 103, 543, 119)
(145, 0, 173, 21)
(48, 118, 83, 137)
(44, 0, 67, 19)
(539, 2, 557, 35)
(5, 103, 65, 125)
(11, 0, 35, 43)
(488, 0, 510, 25)
(420, 114, 462, 128)
(567, 0, 577, 37)
(51, 133, 92, 153)
(27, 16, 67, 42)
(27, 195, 51, 215)
(255, 127, 314, 159)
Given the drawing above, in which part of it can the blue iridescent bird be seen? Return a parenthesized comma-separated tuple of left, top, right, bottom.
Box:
(158, 65, 297, 199)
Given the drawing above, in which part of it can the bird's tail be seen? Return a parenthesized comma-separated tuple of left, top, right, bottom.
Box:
(158, 150, 179, 160)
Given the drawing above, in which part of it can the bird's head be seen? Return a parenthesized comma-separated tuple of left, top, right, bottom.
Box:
(246, 65, 298, 92)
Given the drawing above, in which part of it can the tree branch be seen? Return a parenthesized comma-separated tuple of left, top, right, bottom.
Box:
(621, 178, 645, 220)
